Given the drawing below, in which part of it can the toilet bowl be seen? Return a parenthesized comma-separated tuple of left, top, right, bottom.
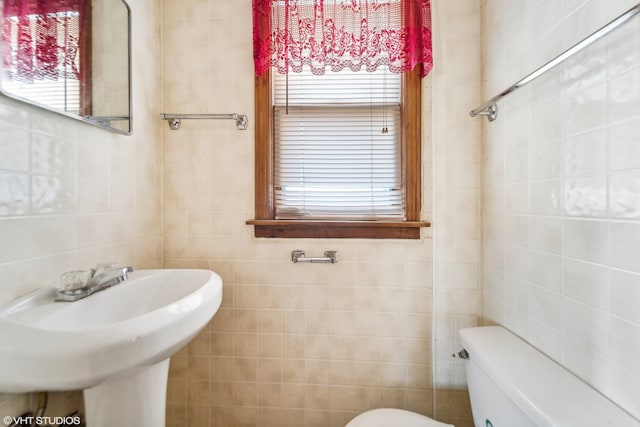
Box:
(345, 408, 453, 427)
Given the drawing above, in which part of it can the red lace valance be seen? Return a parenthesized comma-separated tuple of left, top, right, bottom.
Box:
(253, 0, 433, 77)
(2, 0, 87, 83)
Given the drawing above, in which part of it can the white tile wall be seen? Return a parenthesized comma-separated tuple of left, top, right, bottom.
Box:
(481, 0, 640, 419)
(0, 0, 162, 415)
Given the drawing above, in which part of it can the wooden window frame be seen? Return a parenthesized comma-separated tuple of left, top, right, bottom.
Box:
(79, 0, 93, 117)
(247, 67, 429, 239)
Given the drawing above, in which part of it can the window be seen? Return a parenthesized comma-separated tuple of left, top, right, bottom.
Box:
(248, 66, 427, 239)
(275, 67, 402, 219)
(249, 0, 432, 239)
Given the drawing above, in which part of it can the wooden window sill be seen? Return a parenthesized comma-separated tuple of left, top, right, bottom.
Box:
(246, 219, 430, 239)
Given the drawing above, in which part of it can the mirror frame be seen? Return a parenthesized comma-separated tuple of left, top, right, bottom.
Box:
(0, 0, 132, 135)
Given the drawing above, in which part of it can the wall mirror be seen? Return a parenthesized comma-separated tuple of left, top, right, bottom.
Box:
(1, 0, 131, 134)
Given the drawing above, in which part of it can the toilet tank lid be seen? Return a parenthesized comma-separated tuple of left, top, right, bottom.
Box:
(459, 326, 639, 427)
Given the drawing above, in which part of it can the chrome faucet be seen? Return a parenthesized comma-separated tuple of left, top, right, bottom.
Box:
(55, 265, 133, 302)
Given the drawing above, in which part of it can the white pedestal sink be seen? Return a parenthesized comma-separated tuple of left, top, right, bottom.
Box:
(0, 269, 223, 427)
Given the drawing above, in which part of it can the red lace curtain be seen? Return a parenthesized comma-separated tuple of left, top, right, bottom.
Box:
(2, 0, 86, 82)
(253, 0, 433, 77)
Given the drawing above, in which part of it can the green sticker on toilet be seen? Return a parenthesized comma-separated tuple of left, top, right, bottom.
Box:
(486, 420, 493, 427)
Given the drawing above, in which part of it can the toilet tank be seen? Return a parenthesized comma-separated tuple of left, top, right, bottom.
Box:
(458, 326, 639, 427)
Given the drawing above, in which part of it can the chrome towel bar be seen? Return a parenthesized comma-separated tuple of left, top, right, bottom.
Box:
(470, 2, 640, 122)
(160, 113, 248, 130)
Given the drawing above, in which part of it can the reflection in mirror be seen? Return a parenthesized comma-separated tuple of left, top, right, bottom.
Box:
(0, 0, 131, 134)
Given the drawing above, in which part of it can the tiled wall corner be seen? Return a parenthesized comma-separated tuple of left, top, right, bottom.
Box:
(430, 0, 481, 425)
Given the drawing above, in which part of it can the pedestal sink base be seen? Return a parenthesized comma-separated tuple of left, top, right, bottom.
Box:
(84, 359, 170, 427)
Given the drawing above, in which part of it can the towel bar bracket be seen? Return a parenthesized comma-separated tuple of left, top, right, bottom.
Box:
(470, 103, 498, 122)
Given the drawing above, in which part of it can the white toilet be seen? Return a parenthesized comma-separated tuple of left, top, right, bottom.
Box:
(347, 326, 639, 427)
(346, 408, 452, 427)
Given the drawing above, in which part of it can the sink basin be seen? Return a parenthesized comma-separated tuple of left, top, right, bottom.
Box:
(0, 268, 223, 426)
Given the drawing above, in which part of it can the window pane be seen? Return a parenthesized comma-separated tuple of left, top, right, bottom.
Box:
(273, 68, 404, 220)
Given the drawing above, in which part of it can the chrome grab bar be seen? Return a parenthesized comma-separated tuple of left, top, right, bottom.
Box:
(291, 250, 338, 264)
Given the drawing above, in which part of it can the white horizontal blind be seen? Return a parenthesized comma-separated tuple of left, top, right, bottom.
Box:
(273, 68, 403, 220)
